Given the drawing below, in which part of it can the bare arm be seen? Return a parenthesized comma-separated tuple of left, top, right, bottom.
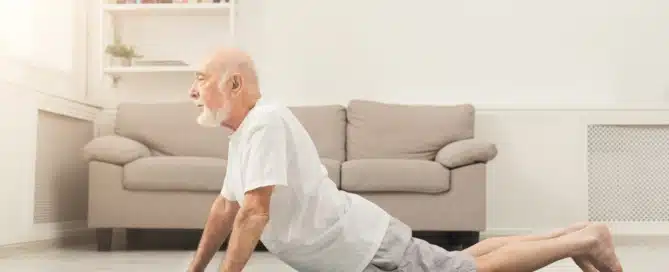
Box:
(188, 195, 239, 272)
(219, 185, 273, 272)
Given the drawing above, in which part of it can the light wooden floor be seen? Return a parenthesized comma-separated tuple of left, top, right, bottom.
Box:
(0, 238, 666, 271)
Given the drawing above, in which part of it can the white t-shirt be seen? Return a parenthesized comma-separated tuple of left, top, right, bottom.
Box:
(221, 98, 391, 272)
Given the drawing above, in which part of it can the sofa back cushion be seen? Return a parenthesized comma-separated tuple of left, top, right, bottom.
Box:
(115, 102, 231, 158)
(289, 105, 347, 161)
(346, 100, 475, 160)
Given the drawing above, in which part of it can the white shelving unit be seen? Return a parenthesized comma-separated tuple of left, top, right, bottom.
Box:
(100, 1, 237, 87)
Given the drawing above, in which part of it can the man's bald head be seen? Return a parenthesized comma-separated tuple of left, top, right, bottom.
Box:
(189, 47, 261, 130)
(204, 47, 258, 87)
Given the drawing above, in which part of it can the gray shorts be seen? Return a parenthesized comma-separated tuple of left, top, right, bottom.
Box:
(364, 218, 477, 272)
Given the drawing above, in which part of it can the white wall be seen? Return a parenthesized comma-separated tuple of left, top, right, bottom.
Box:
(0, 88, 39, 245)
(247, 0, 669, 106)
(86, 0, 669, 234)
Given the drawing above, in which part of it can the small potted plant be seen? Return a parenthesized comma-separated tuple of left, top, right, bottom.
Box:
(105, 42, 143, 66)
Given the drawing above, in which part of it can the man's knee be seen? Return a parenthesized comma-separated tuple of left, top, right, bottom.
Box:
(472, 256, 499, 272)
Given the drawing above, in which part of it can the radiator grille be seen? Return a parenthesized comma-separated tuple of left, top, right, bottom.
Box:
(34, 111, 93, 223)
(587, 125, 669, 222)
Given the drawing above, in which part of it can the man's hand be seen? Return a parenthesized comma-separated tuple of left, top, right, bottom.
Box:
(220, 186, 274, 272)
(188, 196, 239, 272)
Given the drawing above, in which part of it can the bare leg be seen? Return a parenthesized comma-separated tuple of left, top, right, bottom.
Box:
(465, 222, 598, 271)
(465, 234, 555, 257)
(474, 223, 622, 272)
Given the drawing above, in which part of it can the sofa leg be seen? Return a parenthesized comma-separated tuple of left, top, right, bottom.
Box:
(96, 228, 113, 251)
(126, 228, 142, 250)
(414, 231, 458, 250)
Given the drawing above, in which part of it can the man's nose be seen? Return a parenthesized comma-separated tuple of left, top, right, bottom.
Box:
(189, 88, 200, 100)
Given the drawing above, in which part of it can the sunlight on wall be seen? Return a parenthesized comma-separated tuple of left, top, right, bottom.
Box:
(0, 0, 73, 71)
(0, 0, 34, 59)
(32, 0, 74, 72)
(0, 0, 84, 101)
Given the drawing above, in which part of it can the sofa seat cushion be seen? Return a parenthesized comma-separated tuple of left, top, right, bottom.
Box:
(341, 159, 450, 193)
(124, 157, 227, 192)
(321, 158, 342, 187)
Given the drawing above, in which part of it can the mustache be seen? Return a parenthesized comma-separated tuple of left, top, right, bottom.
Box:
(192, 95, 205, 107)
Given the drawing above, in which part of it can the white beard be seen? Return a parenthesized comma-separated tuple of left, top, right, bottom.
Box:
(191, 81, 232, 127)
(197, 103, 231, 127)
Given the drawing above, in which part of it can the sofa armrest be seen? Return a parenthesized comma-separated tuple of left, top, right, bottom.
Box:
(83, 135, 151, 165)
(436, 139, 497, 169)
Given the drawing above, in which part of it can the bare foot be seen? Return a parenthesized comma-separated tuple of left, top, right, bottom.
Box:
(578, 224, 623, 272)
(573, 257, 600, 272)
(565, 222, 601, 272)
(564, 223, 600, 272)
(548, 222, 600, 271)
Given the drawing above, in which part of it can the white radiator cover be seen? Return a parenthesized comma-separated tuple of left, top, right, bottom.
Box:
(587, 124, 669, 223)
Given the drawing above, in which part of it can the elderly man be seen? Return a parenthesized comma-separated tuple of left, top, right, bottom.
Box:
(186, 47, 623, 272)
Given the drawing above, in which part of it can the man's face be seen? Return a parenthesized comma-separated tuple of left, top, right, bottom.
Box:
(189, 70, 232, 127)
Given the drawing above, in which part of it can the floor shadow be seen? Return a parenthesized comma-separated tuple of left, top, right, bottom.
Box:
(122, 229, 470, 252)
(124, 229, 268, 251)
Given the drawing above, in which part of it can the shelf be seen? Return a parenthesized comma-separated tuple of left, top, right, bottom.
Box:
(104, 65, 198, 87)
(102, 3, 231, 16)
(104, 65, 198, 74)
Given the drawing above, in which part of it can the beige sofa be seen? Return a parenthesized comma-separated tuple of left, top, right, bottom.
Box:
(83, 99, 497, 251)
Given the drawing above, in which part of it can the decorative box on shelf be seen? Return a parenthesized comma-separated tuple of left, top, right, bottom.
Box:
(113, 0, 228, 3)
(103, 2, 231, 16)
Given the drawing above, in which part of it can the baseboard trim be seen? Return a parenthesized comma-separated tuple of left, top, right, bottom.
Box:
(475, 103, 669, 111)
(0, 228, 95, 258)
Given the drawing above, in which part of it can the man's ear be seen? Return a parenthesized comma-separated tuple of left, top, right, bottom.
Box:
(230, 74, 243, 94)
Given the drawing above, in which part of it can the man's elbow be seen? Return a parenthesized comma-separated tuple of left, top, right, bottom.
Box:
(236, 196, 271, 228)
(212, 196, 240, 218)
(238, 204, 270, 225)
(238, 186, 273, 224)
